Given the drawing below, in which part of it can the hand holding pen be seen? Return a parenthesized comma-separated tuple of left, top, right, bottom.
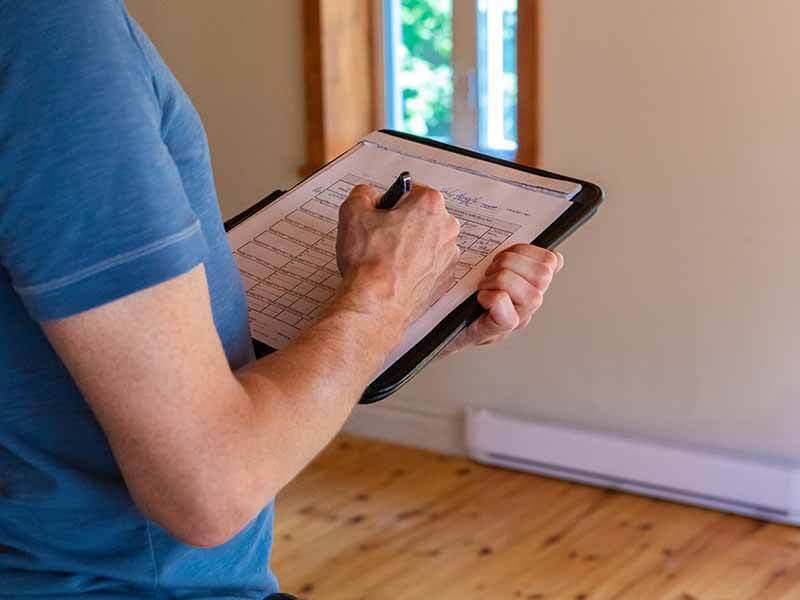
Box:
(376, 171, 413, 209)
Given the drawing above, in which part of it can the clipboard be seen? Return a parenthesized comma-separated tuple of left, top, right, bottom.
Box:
(225, 130, 603, 404)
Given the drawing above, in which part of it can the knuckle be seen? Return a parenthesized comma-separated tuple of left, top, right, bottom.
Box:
(350, 184, 372, 196)
(496, 253, 516, 270)
(510, 243, 532, 255)
(341, 193, 363, 213)
(532, 276, 549, 292)
(533, 264, 554, 286)
(541, 250, 559, 271)
(506, 243, 535, 260)
(447, 215, 460, 237)
(531, 287, 544, 308)
(496, 268, 516, 288)
(424, 189, 445, 210)
(346, 186, 373, 206)
(521, 277, 538, 297)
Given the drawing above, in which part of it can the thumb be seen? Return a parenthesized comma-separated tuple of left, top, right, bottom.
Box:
(343, 184, 381, 211)
(459, 290, 518, 348)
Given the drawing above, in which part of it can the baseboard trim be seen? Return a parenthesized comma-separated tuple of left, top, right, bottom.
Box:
(343, 403, 465, 456)
(466, 408, 800, 525)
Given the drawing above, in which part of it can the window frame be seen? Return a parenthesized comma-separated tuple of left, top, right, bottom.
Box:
(302, 0, 378, 175)
(299, 0, 538, 173)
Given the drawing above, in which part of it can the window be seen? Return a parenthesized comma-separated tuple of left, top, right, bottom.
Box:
(301, 0, 534, 173)
(477, 0, 518, 153)
(380, 0, 519, 157)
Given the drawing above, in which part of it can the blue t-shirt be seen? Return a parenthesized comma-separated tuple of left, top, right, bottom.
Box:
(0, 1, 278, 597)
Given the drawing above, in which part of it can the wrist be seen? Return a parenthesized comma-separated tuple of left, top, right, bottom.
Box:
(329, 266, 410, 345)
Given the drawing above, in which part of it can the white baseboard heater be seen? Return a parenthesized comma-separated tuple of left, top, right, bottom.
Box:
(465, 408, 800, 525)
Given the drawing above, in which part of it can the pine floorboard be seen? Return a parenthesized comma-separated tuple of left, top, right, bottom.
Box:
(271, 434, 800, 600)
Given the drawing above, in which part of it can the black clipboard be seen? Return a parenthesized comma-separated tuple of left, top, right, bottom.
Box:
(225, 130, 603, 404)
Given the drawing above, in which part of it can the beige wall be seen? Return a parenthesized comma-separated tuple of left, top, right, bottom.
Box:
(129, 1, 800, 462)
(125, 0, 305, 219)
(381, 0, 800, 463)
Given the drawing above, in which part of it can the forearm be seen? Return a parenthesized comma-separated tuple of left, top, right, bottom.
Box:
(229, 277, 406, 505)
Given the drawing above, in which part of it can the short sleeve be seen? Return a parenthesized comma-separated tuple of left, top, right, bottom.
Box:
(0, 1, 207, 321)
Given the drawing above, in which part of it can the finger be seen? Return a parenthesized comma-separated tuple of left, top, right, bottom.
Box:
(397, 184, 445, 214)
(492, 244, 560, 273)
(478, 269, 544, 331)
(342, 184, 381, 212)
(486, 246, 558, 279)
(554, 251, 565, 273)
(444, 290, 519, 352)
(478, 268, 543, 309)
(472, 290, 519, 340)
(435, 213, 461, 245)
(484, 253, 555, 292)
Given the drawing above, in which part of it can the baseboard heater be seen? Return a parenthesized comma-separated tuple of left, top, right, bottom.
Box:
(465, 408, 800, 525)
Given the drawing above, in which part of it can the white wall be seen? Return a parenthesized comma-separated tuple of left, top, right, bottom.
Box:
(373, 0, 800, 463)
(125, 0, 305, 219)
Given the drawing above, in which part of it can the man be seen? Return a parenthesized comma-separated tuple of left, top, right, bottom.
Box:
(0, 1, 563, 598)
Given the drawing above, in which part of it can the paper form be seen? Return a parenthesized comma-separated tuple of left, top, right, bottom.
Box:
(227, 131, 579, 374)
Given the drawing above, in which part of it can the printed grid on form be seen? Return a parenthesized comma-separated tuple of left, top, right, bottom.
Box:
(233, 174, 520, 349)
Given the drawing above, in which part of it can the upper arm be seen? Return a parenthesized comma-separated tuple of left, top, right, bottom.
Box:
(41, 265, 253, 546)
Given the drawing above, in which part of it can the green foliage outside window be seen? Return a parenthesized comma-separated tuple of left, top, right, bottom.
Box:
(399, 0, 453, 140)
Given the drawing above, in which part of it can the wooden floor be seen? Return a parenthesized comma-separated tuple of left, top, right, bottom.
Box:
(272, 435, 800, 600)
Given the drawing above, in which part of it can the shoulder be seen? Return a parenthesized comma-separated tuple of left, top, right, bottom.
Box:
(1, 1, 130, 35)
(1, 1, 148, 79)
(0, 0, 158, 140)
(2, 1, 131, 37)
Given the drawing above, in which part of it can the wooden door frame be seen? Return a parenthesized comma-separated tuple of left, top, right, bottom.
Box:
(302, 0, 378, 175)
(516, 0, 539, 166)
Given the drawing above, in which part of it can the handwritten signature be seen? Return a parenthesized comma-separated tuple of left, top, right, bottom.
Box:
(440, 187, 499, 212)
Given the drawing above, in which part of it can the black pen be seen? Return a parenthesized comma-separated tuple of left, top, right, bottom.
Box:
(376, 171, 412, 210)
